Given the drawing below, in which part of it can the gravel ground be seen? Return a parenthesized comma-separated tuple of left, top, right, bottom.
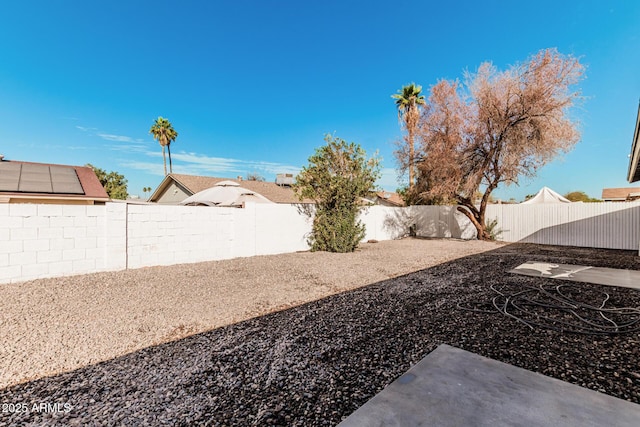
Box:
(1, 240, 639, 426)
(0, 238, 499, 390)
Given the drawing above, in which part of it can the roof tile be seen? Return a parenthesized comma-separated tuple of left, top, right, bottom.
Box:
(167, 174, 308, 204)
(601, 187, 640, 200)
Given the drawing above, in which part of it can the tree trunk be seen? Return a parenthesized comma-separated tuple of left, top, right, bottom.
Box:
(456, 205, 491, 241)
(167, 143, 172, 174)
(162, 145, 167, 176)
(408, 128, 414, 189)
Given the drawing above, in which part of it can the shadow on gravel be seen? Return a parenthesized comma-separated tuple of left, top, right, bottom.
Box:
(1, 243, 639, 426)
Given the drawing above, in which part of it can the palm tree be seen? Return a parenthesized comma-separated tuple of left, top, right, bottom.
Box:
(149, 117, 178, 175)
(392, 83, 425, 189)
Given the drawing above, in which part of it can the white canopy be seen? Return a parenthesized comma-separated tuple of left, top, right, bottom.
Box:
(521, 186, 571, 204)
(179, 180, 274, 207)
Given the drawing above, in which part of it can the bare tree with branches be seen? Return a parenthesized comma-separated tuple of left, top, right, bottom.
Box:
(404, 49, 584, 240)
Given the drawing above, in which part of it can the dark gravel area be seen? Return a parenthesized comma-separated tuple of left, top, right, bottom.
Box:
(1, 243, 639, 426)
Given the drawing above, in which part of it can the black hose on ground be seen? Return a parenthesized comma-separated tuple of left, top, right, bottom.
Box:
(457, 282, 640, 335)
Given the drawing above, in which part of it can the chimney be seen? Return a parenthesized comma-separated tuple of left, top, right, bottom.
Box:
(275, 173, 294, 186)
(0, 154, 4, 161)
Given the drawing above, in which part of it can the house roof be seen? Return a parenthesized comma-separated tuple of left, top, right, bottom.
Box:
(628, 101, 640, 183)
(150, 173, 310, 204)
(601, 187, 640, 201)
(0, 160, 109, 203)
(180, 180, 274, 207)
(375, 191, 405, 206)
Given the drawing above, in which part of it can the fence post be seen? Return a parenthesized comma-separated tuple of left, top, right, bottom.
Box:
(104, 202, 127, 271)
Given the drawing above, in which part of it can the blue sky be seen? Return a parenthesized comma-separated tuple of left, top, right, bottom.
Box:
(1, 0, 638, 201)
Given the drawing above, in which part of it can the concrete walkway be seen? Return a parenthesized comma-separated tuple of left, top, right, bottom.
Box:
(339, 344, 640, 427)
(510, 262, 640, 290)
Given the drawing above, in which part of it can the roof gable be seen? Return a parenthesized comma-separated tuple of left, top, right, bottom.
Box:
(151, 174, 308, 204)
(375, 191, 405, 206)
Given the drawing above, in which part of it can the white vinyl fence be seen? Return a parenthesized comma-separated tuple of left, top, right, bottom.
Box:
(1, 200, 639, 284)
(486, 202, 640, 249)
(407, 202, 640, 250)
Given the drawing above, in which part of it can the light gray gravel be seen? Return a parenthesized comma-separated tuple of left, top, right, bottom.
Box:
(2, 242, 638, 426)
(0, 238, 502, 389)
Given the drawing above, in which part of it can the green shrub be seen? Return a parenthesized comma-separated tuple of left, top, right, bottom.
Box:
(485, 217, 503, 241)
(294, 135, 380, 253)
(311, 208, 364, 252)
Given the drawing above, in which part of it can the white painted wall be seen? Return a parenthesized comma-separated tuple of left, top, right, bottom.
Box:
(126, 204, 235, 269)
(253, 203, 312, 255)
(2, 201, 639, 284)
(0, 202, 318, 284)
(0, 203, 107, 284)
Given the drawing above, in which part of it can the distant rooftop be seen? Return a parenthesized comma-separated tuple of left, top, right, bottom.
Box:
(150, 173, 313, 204)
(0, 159, 109, 204)
(375, 191, 405, 207)
(602, 187, 640, 201)
(0, 161, 85, 194)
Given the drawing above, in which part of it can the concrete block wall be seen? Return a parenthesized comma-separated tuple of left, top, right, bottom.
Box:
(0, 203, 109, 283)
(0, 202, 317, 284)
(126, 204, 236, 268)
(105, 203, 127, 271)
(254, 204, 312, 255)
(6, 201, 637, 285)
(231, 204, 257, 258)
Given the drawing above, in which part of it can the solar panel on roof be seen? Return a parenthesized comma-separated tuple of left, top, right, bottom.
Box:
(0, 162, 85, 195)
(18, 164, 54, 193)
(0, 162, 21, 191)
(51, 165, 84, 194)
(20, 178, 53, 193)
(21, 163, 47, 173)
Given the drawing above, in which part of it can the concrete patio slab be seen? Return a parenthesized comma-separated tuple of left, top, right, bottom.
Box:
(510, 262, 640, 290)
(338, 344, 640, 427)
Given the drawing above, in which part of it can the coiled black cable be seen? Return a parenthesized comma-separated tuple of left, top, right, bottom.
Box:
(458, 282, 640, 335)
